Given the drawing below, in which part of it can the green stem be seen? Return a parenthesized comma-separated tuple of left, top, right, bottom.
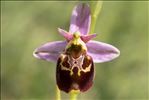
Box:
(56, 86, 61, 100)
(89, 1, 103, 33)
(70, 90, 79, 100)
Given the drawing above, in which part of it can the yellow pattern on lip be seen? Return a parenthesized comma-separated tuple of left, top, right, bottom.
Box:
(60, 54, 91, 76)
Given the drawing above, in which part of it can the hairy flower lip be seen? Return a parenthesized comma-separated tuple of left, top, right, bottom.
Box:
(56, 53, 94, 93)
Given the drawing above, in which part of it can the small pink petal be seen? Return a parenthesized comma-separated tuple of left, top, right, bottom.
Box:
(86, 40, 120, 63)
(58, 28, 73, 41)
(33, 41, 67, 62)
(81, 33, 97, 43)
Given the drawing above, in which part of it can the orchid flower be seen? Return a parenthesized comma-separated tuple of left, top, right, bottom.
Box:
(33, 3, 120, 93)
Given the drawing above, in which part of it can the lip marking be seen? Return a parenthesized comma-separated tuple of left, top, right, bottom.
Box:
(60, 54, 91, 76)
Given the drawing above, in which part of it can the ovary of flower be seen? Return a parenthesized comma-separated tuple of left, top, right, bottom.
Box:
(60, 54, 91, 76)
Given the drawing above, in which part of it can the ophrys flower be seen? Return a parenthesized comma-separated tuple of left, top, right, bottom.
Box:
(33, 3, 120, 93)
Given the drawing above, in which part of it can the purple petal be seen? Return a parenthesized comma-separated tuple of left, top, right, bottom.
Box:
(33, 41, 67, 62)
(58, 28, 73, 41)
(86, 40, 120, 63)
(69, 3, 91, 35)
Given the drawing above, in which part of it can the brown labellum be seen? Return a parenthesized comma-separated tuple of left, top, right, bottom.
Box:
(56, 53, 94, 93)
(56, 32, 94, 93)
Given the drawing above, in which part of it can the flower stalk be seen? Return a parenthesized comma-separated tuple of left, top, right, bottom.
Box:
(89, 1, 103, 33)
(70, 90, 79, 100)
(56, 86, 61, 100)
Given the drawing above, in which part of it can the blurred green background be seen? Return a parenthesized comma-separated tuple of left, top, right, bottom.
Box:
(1, 1, 148, 100)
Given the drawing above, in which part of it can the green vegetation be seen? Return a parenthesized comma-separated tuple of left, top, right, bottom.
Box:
(1, 1, 148, 100)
